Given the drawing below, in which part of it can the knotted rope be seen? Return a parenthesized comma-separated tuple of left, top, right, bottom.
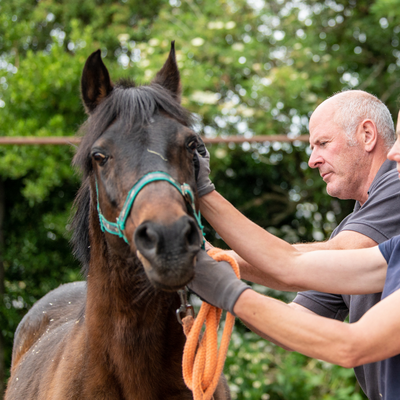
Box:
(182, 248, 240, 400)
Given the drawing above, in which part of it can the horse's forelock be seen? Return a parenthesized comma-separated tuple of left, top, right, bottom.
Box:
(73, 83, 193, 177)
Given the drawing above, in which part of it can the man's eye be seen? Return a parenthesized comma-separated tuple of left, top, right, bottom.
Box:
(92, 152, 108, 166)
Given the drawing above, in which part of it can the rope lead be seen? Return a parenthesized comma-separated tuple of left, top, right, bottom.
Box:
(182, 248, 240, 400)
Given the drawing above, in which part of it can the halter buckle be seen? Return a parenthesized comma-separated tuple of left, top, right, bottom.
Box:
(176, 288, 195, 325)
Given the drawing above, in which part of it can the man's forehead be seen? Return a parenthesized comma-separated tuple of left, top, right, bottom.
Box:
(309, 101, 343, 143)
(309, 118, 342, 144)
(309, 100, 337, 126)
(396, 110, 400, 134)
(309, 128, 325, 142)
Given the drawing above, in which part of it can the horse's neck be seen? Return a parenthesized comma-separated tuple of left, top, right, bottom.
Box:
(83, 247, 188, 398)
(86, 245, 178, 327)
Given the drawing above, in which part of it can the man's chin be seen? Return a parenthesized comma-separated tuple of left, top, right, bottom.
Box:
(326, 184, 350, 200)
(326, 182, 340, 198)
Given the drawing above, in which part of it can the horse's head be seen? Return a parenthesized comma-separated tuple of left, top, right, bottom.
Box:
(73, 43, 203, 291)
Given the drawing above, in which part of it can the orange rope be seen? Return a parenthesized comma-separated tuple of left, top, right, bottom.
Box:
(182, 248, 240, 400)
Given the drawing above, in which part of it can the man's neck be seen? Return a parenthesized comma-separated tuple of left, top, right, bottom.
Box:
(358, 155, 387, 206)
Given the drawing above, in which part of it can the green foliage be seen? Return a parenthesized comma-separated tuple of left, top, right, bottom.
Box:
(0, 0, 168, 55)
(0, 23, 92, 201)
(0, 178, 81, 382)
(0, 0, 397, 398)
(225, 328, 367, 400)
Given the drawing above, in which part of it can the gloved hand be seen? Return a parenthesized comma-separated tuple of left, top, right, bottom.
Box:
(188, 250, 251, 315)
(193, 137, 215, 197)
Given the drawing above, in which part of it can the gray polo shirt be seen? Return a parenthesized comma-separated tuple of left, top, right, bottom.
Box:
(293, 159, 400, 400)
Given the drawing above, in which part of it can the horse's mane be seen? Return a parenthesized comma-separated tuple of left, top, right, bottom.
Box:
(71, 80, 194, 272)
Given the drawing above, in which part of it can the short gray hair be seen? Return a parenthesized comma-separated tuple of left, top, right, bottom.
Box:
(332, 90, 395, 150)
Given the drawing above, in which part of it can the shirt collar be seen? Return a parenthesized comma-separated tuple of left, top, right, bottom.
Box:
(367, 159, 396, 195)
(354, 159, 396, 211)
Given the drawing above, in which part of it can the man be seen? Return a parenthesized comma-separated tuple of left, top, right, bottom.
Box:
(189, 187, 400, 399)
(194, 90, 400, 400)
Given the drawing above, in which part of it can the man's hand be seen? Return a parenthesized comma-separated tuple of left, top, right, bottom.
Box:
(194, 137, 215, 197)
(188, 250, 251, 315)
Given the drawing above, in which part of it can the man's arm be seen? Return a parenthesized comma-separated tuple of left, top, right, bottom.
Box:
(200, 190, 387, 294)
(234, 288, 400, 368)
(294, 230, 378, 251)
(238, 303, 316, 350)
(226, 231, 377, 284)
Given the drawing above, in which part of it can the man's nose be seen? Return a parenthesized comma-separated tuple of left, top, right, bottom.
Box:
(308, 149, 323, 169)
(388, 138, 400, 162)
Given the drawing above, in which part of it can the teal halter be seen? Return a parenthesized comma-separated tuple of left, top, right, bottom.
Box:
(95, 171, 205, 245)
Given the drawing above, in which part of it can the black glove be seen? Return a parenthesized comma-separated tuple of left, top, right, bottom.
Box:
(193, 137, 215, 198)
(188, 250, 251, 315)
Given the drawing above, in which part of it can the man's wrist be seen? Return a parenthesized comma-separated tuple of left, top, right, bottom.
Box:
(232, 287, 255, 317)
(199, 189, 218, 214)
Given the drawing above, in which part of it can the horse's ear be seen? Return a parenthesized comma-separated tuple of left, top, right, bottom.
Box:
(152, 41, 182, 102)
(81, 50, 113, 114)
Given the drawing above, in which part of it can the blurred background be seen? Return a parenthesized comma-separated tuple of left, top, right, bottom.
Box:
(1, 0, 400, 398)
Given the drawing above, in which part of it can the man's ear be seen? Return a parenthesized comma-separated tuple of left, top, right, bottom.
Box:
(360, 119, 378, 152)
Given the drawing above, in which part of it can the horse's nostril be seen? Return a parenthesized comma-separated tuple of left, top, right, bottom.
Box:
(184, 218, 201, 248)
(135, 223, 158, 251)
(135, 217, 200, 264)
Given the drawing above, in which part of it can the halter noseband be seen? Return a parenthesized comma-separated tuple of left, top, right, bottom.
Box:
(95, 171, 205, 246)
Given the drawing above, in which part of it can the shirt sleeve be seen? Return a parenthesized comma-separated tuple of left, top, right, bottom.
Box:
(379, 236, 400, 298)
(294, 169, 400, 319)
(379, 238, 395, 263)
(378, 235, 400, 263)
(293, 291, 349, 321)
(338, 170, 400, 243)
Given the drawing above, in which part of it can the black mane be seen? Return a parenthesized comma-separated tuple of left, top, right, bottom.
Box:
(71, 80, 194, 271)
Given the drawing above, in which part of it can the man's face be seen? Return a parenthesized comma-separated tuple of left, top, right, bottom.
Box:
(308, 104, 367, 201)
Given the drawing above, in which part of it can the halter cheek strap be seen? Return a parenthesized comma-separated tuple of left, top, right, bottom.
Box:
(95, 171, 205, 246)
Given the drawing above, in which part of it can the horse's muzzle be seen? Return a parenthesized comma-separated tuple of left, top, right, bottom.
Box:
(134, 216, 201, 290)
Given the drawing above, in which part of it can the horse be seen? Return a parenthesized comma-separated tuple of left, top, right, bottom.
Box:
(5, 43, 231, 400)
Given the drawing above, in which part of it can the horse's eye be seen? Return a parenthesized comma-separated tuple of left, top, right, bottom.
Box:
(92, 152, 108, 166)
(187, 139, 198, 152)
